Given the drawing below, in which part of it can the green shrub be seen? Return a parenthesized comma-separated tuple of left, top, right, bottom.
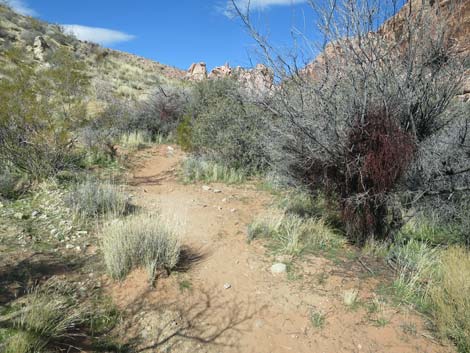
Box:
(65, 179, 129, 218)
(0, 170, 29, 199)
(0, 47, 89, 178)
(181, 156, 247, 184)
(188, 78, 269, 172)
(101, 214, 181, 282)
(176, 114, 193, 151)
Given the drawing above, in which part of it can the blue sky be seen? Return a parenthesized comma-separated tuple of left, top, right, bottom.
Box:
(5, 0, 320, 70)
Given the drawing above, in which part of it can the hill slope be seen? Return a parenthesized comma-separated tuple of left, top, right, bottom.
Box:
(0, 4, 186, 100)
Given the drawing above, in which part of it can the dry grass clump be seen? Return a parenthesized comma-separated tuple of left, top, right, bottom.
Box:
(101, 213, 181, 282)
(64, 179, 129, 219)
(389, 240, 439, 304)
(181, 157, 246, 184)
(428, 247, 470, 352)
(120, 131, 152, 151)
(248, 211, 344, 255)
(342, 289, 359, 307)
(1, 282, 86, 353)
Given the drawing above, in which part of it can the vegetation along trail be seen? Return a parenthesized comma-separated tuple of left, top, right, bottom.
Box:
(105, 144, 454, 353)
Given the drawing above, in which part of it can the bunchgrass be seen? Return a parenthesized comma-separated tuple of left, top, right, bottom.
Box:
(181, 157, 247, 184)
(64, 179, 129, 219)
(248, 211, 345, 255)
(120, 131, 152, 151)
(2, 281, 87, 353)
(428, 247, 470, 352)
(101, 213, 181, 282)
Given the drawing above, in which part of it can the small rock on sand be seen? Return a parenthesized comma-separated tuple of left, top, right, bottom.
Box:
(271, 263, 287, 275)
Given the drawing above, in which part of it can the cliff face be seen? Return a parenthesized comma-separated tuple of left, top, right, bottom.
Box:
(303, 0, 470, 96)
(378, 0, 469, 56)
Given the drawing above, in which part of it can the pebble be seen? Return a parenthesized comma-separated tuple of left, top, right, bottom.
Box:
(230, 208, 236, 213)
(202, 185, 211, 191)
(271, 263, 287, 275)
(65, 244, 74, 250)
(223, 283, 232, 289)
(213, 189, 222, 193)
(31, 210, 39, 218)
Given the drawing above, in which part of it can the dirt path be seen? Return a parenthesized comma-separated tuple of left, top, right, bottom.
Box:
(107, 145, 454, 353)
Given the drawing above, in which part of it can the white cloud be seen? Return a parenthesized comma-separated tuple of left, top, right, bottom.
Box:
(223, 0, 307, 17)
(62, 25, 136, 46)
(3, 0, 37, 16)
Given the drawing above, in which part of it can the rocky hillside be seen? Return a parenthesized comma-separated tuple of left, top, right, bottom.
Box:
(0, 4, 186, 100)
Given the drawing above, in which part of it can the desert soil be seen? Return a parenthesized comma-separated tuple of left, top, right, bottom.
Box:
(106, 145, 454, 353)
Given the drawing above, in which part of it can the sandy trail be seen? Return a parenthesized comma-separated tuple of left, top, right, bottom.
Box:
(107, 145, 454, 353)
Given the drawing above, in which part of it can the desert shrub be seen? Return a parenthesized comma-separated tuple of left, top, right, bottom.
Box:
(428, 247, 470, 352)
(130, 85, 190, 138)
(0, 170, 29, 199)
(64, 179, 129, 218)
(239, 0, 466, 243)
(248, 211, 344, 254)
(176, 114, 193, 151)
(0, 47, 89, 178)
(79, 96, 134, 159)
(181, 156, 247, 184)
(101, 214, 181, 281)
(187, 78, 270, 172)
(0, 282, 87, 353)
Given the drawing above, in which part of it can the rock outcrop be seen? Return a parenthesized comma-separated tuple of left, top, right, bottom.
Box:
(209, 63, 232, 78)
(186, 61, 274, 96)
(187, 62, 207, 81)
(33, 36, 50, 61)
(233, 64, 274, 96)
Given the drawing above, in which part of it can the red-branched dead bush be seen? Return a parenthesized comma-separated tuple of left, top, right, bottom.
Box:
(340, 109, 416, 242)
